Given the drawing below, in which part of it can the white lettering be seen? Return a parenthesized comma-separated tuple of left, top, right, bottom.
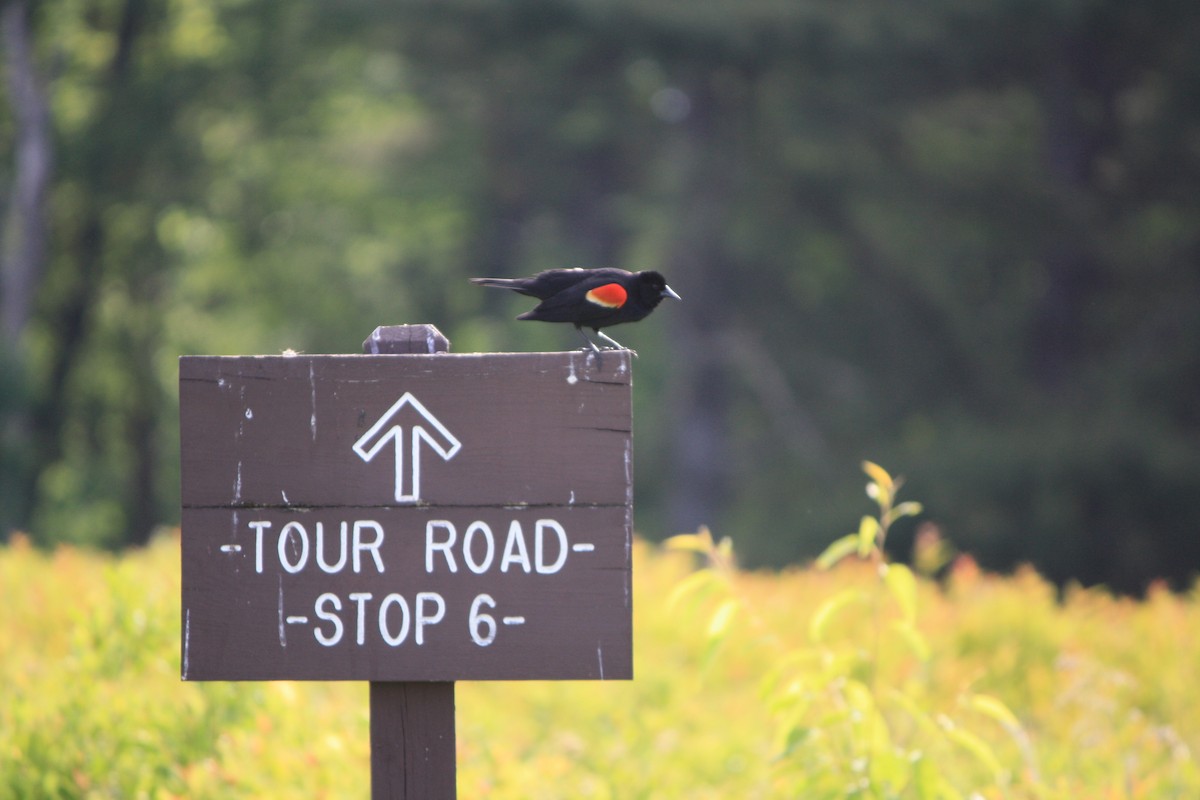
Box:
(535, 519, 568, 574)
(378, 593, 411, 646)
(249, 520, 272, 573)
(353, 520, 385, 573)
(349, 592, 373, 645)
(278, 521, 309, 574)
(500, 520, 531, 573)
(425, 520, 457, 573)
(415, 592, 445, 645)
(313, 592, 343, 646)
(469, 594, 497, 646)
(316, 521, 348, 573)
(309, 590, 448, 647)
(463, 521, 495, 574)
(247, 516, 570, 577)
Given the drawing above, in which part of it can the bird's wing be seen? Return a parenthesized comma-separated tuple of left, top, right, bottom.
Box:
(519, 277, 630, 324)
(522, 268, 624, 299)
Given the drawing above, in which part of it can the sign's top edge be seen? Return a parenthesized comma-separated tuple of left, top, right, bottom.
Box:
(179, 351, 627, 360)
(177, 349, 634, 385)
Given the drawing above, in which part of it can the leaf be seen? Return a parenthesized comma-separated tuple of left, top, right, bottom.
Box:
(816, 533, 859, 570)
(667, 568, 719, 610)
(883, 562, 918, 622)
(890, 621, 931, 661)
(775, 721, 812, 759)
(664, 526, 714, 554)
(707, 598, 739, 639)
(715, 534, 735, 564)
(863, 461, 895, 508)
(809, 587, 863, 643)
(910, 754, 960, 800)
(885, 690, 940, 740)
(856, 515, 880, 556)
(843, 678, 876, 714)
(883, 501, 924, 527)
(910, 754, 937, 800)
(964, 693, 1022, 733)
(942, 720, 1005, 782)
(761, 651, 821, 705)
(870, 744, 908, 791)
(862, 460, 894, 492)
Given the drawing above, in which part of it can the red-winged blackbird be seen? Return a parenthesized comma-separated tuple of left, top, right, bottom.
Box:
(471, 268, 681, 352)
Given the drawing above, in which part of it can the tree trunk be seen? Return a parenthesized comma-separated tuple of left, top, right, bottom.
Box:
(0, 0, 53, 538)
(0, 0, 52, 344)
(662, 72, 737, 535)
(1031, 33, 1111, 390)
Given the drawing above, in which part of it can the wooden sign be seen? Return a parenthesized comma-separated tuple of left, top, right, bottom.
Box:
(180, 348, 633, 682)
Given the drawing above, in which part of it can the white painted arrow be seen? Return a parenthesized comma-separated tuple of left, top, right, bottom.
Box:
(352, 392, 462, 503)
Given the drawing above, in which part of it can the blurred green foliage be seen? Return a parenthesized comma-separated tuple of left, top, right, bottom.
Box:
(1, 0, 1198, 590)
(4, 531, 1199, 797)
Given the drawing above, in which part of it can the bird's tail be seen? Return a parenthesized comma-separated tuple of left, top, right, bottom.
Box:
(469, 277, 519, 289)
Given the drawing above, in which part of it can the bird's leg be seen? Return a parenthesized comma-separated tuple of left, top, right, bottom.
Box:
(594, 329, 637, 358)
(573, 325, 605, 368)
(575, 324, 602, 353)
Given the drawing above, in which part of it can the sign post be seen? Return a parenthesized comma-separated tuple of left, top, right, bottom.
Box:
(180, 324, 633, 798)
(364, 325, 455, 800)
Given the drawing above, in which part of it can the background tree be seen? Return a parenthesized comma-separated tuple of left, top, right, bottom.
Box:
(2, 0, 1198, 592)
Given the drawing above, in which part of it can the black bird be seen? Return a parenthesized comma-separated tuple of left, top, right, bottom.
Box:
(471, 268, 681, 353)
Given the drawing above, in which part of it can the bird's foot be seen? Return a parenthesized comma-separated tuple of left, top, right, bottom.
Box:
(594, 330, 637, 357)
(576, 344, 636, 359)
(576, 328, 636, 362)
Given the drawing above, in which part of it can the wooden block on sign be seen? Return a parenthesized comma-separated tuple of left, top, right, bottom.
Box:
(363, 325, 450, 355)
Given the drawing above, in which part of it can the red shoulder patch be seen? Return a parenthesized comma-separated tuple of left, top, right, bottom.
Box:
(586, 283, 627, 309)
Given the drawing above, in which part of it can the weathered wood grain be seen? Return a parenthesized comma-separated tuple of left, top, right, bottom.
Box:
(180, 345, 633, 682)
(370, 681, 456, 800)
(179, 352, 631, 509)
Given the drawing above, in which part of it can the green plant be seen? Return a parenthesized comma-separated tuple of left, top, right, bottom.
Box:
(668, 462, 1042, 799)
(5, 505, 1199, 797)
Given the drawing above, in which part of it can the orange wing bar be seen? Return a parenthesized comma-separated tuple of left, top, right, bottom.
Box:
(585, 283, 628, 308)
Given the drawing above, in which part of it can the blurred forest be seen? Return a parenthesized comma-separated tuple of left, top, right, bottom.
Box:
(1, 0, 1198, 593)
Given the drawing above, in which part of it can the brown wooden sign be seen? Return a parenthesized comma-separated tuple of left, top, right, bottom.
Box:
(180, 350, 633, 682)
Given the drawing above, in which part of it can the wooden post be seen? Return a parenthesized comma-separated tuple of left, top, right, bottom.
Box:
(370, 682, 456, 799)
(364, 324, 456, 800)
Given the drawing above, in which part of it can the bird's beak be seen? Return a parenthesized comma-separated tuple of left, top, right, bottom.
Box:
(662, 285, 682, 301)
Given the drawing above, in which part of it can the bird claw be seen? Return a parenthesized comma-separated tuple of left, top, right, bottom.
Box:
(577, 344, 637, 355)
(577, 345, 637, 367)
(593, 330, 637, 357)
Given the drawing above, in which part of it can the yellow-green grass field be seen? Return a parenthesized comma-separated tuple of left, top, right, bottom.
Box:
(3, 531, 1198, 798)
